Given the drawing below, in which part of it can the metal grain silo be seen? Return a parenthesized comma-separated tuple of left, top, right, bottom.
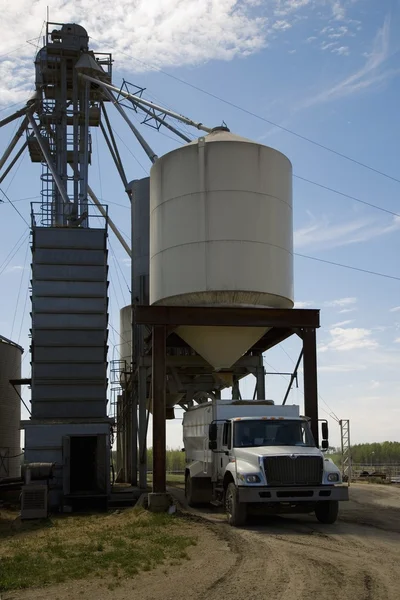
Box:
(0, 335, 23, 479)
(150, 128, 293, 370)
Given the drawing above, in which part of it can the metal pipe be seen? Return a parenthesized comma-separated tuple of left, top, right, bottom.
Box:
(124, 97, 192, 143)
(27, 113, 71, 206)
(101, 103, 129, 191)
(79, 73, 213, 133)
(0, 106, 29, 129)
(282, 349, 303, 405)
(0, 141, 27, 184)
(87, 184, 132, 257)
(0, 117, 28, 171)
(101, 88, 158, 164)
(99, 121, 129, 191)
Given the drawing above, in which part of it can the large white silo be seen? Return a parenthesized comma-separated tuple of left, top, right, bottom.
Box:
(0, 336, 23, 479)
(150, 128, 293, 370)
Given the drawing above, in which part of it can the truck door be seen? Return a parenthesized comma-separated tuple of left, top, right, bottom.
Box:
(220, 421, 232, 477)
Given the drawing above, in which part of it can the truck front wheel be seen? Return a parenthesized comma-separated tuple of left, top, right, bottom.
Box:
(225, 483, 247, 527)
(315, 500, 339, 524)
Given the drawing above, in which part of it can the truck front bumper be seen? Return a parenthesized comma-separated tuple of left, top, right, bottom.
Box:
(238, 485, 349, 503)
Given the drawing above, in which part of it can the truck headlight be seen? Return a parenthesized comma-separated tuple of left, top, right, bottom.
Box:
(327, 473, 339, 482)
(246, 475, 261, 483)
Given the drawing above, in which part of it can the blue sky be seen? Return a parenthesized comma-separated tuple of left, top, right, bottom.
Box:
(0, 0, 399, 450)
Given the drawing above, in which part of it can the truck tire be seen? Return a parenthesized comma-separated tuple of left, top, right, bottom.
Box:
(315, 500, 339, 524)
(225, 483, 247, 527)
(185, 474, 201, 507)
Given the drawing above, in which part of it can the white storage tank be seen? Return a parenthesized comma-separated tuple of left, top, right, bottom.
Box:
(0, 335, 23, 479)
(150, 128, 293, 370)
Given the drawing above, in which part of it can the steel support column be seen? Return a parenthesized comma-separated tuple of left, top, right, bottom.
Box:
(131, 389, 138, 486)
(256, 356, 266, 399)
(138, 364, 147, 489)
(152, 325, 166, 493)
(302, 328, 319, 446)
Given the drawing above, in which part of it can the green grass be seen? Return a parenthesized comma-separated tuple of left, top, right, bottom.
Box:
(0, 508, 196, 592)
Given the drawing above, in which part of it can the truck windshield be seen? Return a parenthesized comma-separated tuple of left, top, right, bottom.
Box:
(233, 420, 315, 448)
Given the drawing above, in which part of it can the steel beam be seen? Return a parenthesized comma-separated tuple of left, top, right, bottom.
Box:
(135, 306, 320, 329)
(0, 117, 28, 171)
(255, 356, 266, 399)
(152, 325, 166, 493)
(302, 328, 319, 446)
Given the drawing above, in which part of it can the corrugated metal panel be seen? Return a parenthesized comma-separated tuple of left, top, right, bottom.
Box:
(34, 281, 107, 297)
(33, 330, 106, 346)
(33, 227, 106, 249)
(32, 264, 107, 281)
(32, 297, 107, 313)
(30, 226, 108, 422)
(34, 346, 105, 363)
(32, 313, 107, 329)
(33, 363, 106, 379)
(32, 383, 106, 400)
(34, 248, 106, 265)
(32, 401, 107, 418)
(0, 338, 22, 478)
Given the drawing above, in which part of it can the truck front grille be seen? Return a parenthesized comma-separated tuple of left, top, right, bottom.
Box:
(263, 455, 323, 486)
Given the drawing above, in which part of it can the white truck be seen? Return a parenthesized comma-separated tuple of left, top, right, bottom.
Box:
(183, 399, 348, 526)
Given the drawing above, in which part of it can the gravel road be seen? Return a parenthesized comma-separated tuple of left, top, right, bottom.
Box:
(7, 483, 400, 600)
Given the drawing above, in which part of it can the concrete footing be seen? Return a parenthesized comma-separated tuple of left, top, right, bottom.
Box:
(147, 492, 171, 512)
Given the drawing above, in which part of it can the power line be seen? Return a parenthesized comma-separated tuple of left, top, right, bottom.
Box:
(0, 187, 30, 226)
(295, 253, 400, 282)
(294, 175, 400, 219)
(10, 238, 29, 340)
(0, 233, 29, 277)
(0, 230, 28, 274)
(107, 45, 400, 185)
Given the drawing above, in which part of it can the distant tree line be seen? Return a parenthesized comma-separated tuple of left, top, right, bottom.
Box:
(112, 448, 185, 472)
(327, 441, 400, 465)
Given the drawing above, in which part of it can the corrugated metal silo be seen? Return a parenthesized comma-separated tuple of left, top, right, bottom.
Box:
(0, 336, 23, 479)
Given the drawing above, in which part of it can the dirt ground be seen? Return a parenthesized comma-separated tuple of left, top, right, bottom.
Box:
(4, 483, 400, 600)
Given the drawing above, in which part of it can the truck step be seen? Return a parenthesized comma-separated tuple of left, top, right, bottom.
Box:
(210, 500, 224, 507)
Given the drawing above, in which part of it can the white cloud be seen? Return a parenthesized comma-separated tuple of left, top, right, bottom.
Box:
(321, 41, 337, 50)
(294, 300, 315, 308)
(0, 1, 270, 104)
(332, 45, 350, 56)
(325, 297, 357, 308)
(318, 363, 366, 373)
(303, 14, 399, 106)
(338, 308, 357, 314)
(294, 214, 400, 251)
(395, 338, 400, 344)
(332, 0, 346, 21)
(370, 380, 380, 389)
(319, 326, 378, 353)
(273, 20, 292, 31)
(306, 35, 317, 43)
(331, 319, 354, 327)
(390, 307, 400, 313)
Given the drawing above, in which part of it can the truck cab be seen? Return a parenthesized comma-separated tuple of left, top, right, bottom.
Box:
(183, 401, 348, 526)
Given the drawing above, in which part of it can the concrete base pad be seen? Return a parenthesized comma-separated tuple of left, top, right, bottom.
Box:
(148, 492, 171, 512)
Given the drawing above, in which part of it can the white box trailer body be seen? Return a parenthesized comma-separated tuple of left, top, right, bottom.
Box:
(182, 399, 348, 526)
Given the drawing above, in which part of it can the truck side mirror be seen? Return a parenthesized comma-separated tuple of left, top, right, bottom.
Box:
(209, 440, 217, 450)
(209, 423, 217, 442)
(321, 440, 329, 450)
(321, 422, 329, 440)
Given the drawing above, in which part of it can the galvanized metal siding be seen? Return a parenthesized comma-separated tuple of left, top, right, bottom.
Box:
(0, 339, 22, 478)
(31, 227, 109, 419)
